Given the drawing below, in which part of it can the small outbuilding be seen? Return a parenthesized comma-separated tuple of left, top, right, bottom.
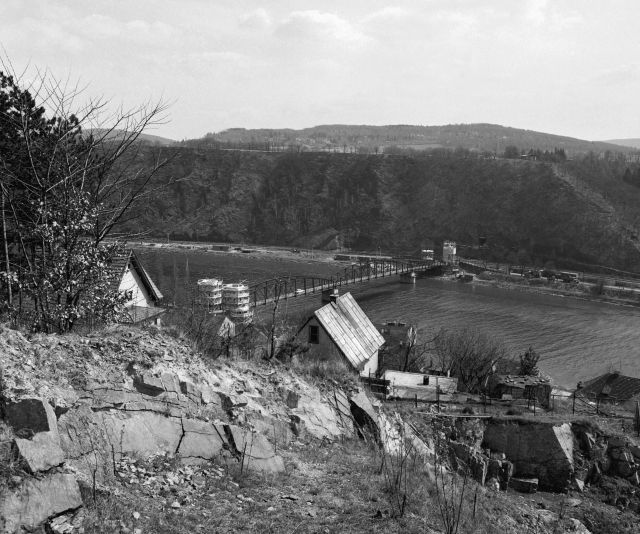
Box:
(488, 375, 552, 409)
(297, 291, 385, 377)
(384, 370, 458, 401)
(579, 372, 640, 410)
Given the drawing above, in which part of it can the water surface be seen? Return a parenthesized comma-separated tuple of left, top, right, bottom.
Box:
(137, 248, 640, 389)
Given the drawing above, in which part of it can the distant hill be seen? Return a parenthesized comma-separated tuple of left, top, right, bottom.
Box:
(187, 123, 635, 156)
(604, 138, 640, 150)
(90, 128, 177, 146)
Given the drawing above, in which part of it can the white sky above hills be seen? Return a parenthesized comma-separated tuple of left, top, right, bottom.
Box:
(2, 0, 639, 142)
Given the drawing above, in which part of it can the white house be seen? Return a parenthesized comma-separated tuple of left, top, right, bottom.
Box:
(297, 291, 385, 377)
(112, 250, 164, 324)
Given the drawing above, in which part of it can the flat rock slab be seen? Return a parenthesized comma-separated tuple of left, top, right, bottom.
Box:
(100, 411, 183, 456)
(14, 431, 65, 473)
(0, 473, 82, 533)
(226, 426, 285, 473)
(178, 419, 226, 462)
(293, 391, 346, 440)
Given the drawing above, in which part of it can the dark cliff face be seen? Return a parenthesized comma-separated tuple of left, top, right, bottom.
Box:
(122, 149, 640, 271)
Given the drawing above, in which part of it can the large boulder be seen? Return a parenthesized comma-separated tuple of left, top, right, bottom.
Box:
(5, 398, 57, 434)
(5, 398, 65, 473)
(0, 473, 82, 533)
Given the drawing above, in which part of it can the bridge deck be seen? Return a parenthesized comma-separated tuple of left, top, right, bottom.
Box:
(249, 260, 442, 307)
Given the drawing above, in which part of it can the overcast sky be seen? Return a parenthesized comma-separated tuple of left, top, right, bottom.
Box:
(2, 0, 639, 141)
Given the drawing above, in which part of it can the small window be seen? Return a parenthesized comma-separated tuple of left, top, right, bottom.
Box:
(308, 325, 319, 344)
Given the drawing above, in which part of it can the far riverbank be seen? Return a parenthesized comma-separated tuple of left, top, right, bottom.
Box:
(132, 239, 640, 309)
(471, 270, 640, 309)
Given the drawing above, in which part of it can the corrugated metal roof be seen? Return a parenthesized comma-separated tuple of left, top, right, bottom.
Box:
(314, 292, 385, 370)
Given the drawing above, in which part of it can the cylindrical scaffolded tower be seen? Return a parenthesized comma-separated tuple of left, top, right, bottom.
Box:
(223, 283, 253, 323)
(197, 278, 223, 312)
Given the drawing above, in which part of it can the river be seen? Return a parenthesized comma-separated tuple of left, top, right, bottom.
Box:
(136, 247, 640, 389)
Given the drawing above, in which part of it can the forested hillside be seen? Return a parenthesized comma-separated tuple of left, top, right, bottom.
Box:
(124, 148, 640, 272)
(187, 123, 633, 156)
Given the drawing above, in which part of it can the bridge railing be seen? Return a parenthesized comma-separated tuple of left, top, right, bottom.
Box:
(247, 257, 440, 307)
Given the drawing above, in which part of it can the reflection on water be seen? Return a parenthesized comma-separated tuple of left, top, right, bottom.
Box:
(137, 248, 640, 389)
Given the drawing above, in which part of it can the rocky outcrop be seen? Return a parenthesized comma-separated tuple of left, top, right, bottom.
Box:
(7, 398, 65, 473)
(1, 398, 81, 534)
(0, 326, 371, 533)
(574, 427, 640, 492)
(0, 473, 82, 533)
(450, 441, 488, 485)
(483, 421, 574, 492)
(290, 386, 353, 440)
(349, 389, 379, 438)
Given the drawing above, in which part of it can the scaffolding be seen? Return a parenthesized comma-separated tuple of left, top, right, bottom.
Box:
(197, 278, 223, 312)
(223, 283, 253, 322)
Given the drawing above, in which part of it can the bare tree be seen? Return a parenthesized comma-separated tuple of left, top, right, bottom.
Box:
(0, 62, 170, 332)
(433, 328, 507, 393)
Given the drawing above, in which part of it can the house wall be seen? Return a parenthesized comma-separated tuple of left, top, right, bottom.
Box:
(362, 351, 378, 378)
(383, 371, 458, 393)
(118, 265, 153, 308)
(298, 317, 378, 376)
(299, 317, 345, 366)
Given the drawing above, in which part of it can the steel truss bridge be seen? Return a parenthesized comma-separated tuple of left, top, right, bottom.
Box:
(248, 257, 444, 307)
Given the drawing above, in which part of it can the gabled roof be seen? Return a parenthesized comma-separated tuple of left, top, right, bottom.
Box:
(109, 249, 163, 302)
(580, 373, 640, 401)
(314, 292, 385, 370)
(130, 251, 163, 302)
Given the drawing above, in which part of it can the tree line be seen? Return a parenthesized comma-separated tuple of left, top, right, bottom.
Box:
(120, 148, 640, 272)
